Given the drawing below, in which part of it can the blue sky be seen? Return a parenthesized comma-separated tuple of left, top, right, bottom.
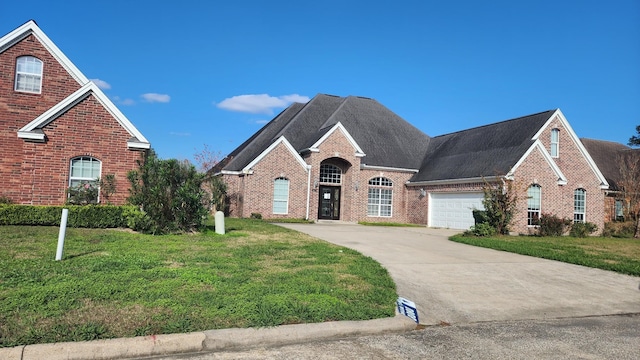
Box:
(3, 1, 639, 164)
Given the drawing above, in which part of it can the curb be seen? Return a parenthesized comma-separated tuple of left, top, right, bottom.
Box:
(0, 315, 417, 360)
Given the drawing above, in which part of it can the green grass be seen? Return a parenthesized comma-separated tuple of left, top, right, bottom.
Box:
(0, 218, 396, 347)
(450, 234, 640, 276)
(358, 221, 423, 227)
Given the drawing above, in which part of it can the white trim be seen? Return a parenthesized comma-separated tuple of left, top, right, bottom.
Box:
(309, 122, 366, 157)
(243, 136, 309, 172)
(0, 20, 88, 84)
(531, 109, 608, 188)
(407, 176, 501, 187)
(360, 164, 419, 173)
(507, 140, 567, 185)
(17, 82, 150, 147)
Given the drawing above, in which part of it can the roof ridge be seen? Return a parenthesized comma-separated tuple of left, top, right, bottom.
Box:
(319, 96, 349, 130)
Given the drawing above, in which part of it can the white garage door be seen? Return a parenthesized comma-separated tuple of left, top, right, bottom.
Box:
(429, 192, 484, 230)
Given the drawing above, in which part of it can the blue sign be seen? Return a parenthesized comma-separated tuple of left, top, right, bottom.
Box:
(396, 297, 419, 323)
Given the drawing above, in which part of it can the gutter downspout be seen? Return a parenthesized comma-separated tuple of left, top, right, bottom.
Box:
(305, 165, 311, 220)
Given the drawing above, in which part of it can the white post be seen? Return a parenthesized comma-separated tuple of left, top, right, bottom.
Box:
(215, 211, 225, 235)
(56, 208, 69, 261)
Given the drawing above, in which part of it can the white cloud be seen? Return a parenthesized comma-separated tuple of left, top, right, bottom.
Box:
(113, 96, 135, 106)
(216, 93, 310, 114)
(90, 79, 111, 90)
(141, 93, 171, 103)
(255, 119, 269, 124)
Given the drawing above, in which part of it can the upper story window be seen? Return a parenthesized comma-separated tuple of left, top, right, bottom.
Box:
(573, 188, 586, 223)
(68, 156, 101, 204)
(527, 184, 541, 226)
(319, 164, 341, 184)
(273, 177, 289, 214)
(15, 56, 43, 93)
(550, 128, 559, 157)
(367, 177, 393, 217)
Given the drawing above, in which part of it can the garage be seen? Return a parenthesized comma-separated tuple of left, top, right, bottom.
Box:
(429, 192, 484, 230)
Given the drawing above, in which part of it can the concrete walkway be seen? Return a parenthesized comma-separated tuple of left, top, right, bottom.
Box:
(279, 223, 640, 325)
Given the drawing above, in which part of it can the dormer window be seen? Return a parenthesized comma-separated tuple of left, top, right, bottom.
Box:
(550, 128, 559, 157)
(15, 56, 43, 93)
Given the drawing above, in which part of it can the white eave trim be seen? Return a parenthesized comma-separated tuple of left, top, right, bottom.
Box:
(17, 130, 45, 141)
(361, 164, 419, 173)
(508, 140, 568, 185)
(407, 176, 502, 186)
(17, 82, 150, 147)
(531, 109, 608, 188)
(0, 20, 88, 84)
(308, 122, 366, 157)
(243, 136, 310, 173)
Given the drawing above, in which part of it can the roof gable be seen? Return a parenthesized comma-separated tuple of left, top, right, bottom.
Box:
(242, 136, 309, 173)
(308, 122, 365, 157)
(0, 20, 87, 84)
(3, 21, 150, 150)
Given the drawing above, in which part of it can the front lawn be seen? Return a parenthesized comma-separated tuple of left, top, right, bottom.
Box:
(0, 219, 396, 347)
(450, 234, 640, 276)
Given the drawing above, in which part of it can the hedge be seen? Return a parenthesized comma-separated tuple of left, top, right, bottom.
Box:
(0, 204, 140, 228)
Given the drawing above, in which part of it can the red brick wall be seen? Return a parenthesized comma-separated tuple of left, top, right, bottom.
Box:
(512, 117, 605, 233)
(0, 32, 144, 205)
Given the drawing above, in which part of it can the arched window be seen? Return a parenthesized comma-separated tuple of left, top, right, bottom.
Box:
(574, 188, 586, 223)
(319, 164, 341, 184)
(273, 177, 289, 214)
(527, 184, 541, 226)
(68, 156, 101, 204)
(368, 177, 393, 217)
(15, 56, 43, 93)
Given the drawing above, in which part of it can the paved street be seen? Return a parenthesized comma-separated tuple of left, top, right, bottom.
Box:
(149, 315, 640, 359)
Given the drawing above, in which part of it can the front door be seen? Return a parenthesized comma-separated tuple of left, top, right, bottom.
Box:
(318, 186, 340, 220)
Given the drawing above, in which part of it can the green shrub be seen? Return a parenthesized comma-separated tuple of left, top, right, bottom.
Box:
(127, 150, 207, 234)
(467, 222, 496, 236)
(472, 209, 489, 225)
(603, 221, 636, 238)
(0, 204, 138, 228)
(0, 196, 14, 204)
(570, 222, 598, 237)
(538, 213, 571, 236)
(250, 213, 263, 219)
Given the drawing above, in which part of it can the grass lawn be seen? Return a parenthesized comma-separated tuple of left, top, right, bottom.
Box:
(450, 234, 640, 276)
(0, 219, 396, 347)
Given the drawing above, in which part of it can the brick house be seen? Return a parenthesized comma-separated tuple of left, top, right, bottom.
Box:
(214, 94, 612, 234)
(0, 20, 149, 205)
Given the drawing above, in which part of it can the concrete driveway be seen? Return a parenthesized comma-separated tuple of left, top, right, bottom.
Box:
(279, 223, 640, 325)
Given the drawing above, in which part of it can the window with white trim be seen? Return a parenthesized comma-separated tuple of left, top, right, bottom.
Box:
(573, 188, 586, 223)
(273, 177, 289, 214)
(68, 156, 101, 204)
(319, 164, 341, 184)
(550, 128, 559, 157)
(367, 177, 393, 217)
(527, 184, 541, 226)
(615, 199, 624, 220)
(15, 56, 43, 93)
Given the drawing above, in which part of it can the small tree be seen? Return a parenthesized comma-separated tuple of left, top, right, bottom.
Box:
(480, 178, 518, 235)
(98, 174, 117, 204)
(617, 151, 640, 238)
(628, 125, 640, 147)
(127, 149, 207, 234)
(194, 144, 228, 214)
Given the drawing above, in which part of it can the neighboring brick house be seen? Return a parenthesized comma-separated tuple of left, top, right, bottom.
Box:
(214, 94, 612, 234)
(582, 139, 639, 222)
(0, 20, 150, 205)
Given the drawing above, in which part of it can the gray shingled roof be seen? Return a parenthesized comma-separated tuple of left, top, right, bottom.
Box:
(581, 138, 635, 191)
(409, 110, 556, 182)
(217, 94, 431, 172)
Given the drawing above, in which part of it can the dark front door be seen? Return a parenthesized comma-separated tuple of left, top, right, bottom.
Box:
(318, 186, 340, 220)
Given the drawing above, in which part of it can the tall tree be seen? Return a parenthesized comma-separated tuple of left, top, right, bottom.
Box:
(194, 144, 228, 213)
(629, 125, 640, 147)
(617, 151, 640, 238)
